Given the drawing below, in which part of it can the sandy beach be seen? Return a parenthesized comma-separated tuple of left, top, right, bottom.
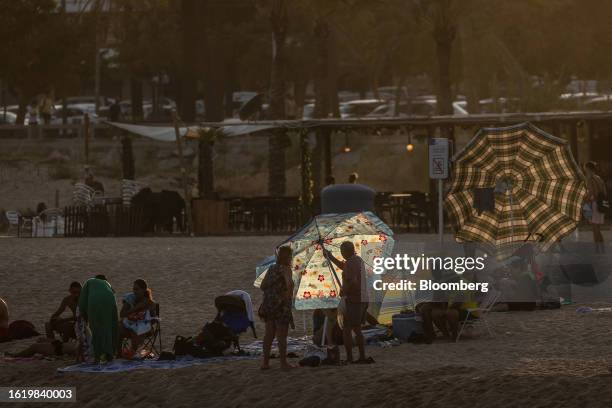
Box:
(1, 235, 612, 407)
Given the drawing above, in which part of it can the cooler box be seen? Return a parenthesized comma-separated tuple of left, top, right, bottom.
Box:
(392, 312, 423, 342)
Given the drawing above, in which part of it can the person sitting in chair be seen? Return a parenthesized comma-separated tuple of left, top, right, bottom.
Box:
(118, 279, 156, 357)
(46, 282, 81, 342)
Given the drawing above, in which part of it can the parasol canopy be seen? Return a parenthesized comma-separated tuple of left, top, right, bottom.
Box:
(254, 211, 394, 310)
(445, 122, 587, 255)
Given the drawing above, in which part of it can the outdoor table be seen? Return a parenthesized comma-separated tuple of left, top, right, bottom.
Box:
(389, 193, 412, 228)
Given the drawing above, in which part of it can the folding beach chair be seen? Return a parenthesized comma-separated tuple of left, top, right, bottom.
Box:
(455, 289, 501, 343)
(121, 303, 162, 358)
(141, 303, 162, 357)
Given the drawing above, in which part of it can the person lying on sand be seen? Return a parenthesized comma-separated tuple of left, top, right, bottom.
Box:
(259, 246, 296, 370)
(46, 282, 81, 341)
(5, 337, 76, 358)
(0, 298, 8, 342)
(323, 242, 374, 364)
(118, 279, 156, 358)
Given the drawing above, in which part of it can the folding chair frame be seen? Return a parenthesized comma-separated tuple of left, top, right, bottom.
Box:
(121, 303, 163, 358)
(456, 290, 501, 343)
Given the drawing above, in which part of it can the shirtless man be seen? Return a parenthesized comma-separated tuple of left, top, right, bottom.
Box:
(46, 282, 81, 341)
(0, 297, 8, 342)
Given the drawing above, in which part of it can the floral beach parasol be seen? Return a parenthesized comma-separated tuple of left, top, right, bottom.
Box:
(254, 211, 395, 310)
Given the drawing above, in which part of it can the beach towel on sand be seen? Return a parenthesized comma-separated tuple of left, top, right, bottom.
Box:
(78, 278, 118, 360)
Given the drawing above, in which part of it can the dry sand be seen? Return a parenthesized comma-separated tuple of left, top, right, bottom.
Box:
(2, 235, 612, 408)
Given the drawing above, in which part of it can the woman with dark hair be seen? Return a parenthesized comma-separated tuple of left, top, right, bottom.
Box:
(259, 246, 295, 370)
(118, 279, 156, 357)
(584, 162, 607, 252)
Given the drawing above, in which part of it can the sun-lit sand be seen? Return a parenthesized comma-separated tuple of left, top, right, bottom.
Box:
(2, 235, 612, 408)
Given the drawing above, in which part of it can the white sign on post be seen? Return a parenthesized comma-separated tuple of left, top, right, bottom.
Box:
(429, 138, 449, 246)
(428, 138, 449, 179)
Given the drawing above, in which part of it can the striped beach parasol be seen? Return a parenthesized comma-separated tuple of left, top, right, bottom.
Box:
(445, 122, 587, 256)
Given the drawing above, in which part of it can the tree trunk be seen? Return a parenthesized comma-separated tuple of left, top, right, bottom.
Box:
(434, 22, 455, 116)
(121, 135, 135, 180)
(16, 94, 28, 125)
(312, 17, 338, 190)
(267, 0, 289, 196)
(180, 0, 197, 122)
(130, 77, 143, 121)
(300, 131, 314, 222)
(197, 0, 223, 198)
(198, 134, 214, 198)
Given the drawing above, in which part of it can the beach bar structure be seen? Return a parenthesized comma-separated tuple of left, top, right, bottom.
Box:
(198, 111, 612, 220)
(97, 111, 612, 233)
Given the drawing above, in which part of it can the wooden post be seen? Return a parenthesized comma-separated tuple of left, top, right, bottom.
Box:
(84, 113, 90, 165)
(55, 189, 60, 237)
(323, 128, 332, 180)
(172, 110, 193, 236)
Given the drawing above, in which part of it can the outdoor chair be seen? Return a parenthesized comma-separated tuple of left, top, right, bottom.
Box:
(402, 191, 431, 233)
(5, 211, 21, 236)
(33, 207, 64, 237)
(121, 303, 162, 359)
(456, 289, 501, 342)
(72, 183, 96, 206)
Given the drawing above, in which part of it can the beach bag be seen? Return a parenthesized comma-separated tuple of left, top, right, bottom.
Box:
(199, 321, 235, 355)
(561, 264, 599, 286)
(173, 336, 193, 356)
(597, 192, 610, 212)
(8, 320, 39, 340)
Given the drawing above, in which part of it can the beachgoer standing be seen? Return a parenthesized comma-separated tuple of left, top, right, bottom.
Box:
(259, 246, 295, 369)
(39, 93, 55, 125)
(46, 281, 81, 341)
(584, 162, 607, 253)
(78, 276, 118, 363)
(323, 241, 373, 364)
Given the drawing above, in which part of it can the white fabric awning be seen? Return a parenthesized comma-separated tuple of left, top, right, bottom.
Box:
(105, 120, 278, 142)
(105, 122, 195, 142)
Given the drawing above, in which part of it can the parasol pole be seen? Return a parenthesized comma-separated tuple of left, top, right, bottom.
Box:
(315, 217, 343, 289)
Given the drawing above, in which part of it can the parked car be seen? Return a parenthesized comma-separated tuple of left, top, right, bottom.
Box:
(340, 99, 387, 118)
(52, 105, 100, 125)
(367, 98, 468, 117)
(0, 111, 17, 125)
(583, 94, 612, 110)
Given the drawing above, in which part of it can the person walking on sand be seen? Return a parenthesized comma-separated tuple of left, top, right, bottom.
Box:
(259, 246, 296, 370)
(323, 241, 374, 364)
(584, 162, 607, 253)
(78, 276, 118, 363)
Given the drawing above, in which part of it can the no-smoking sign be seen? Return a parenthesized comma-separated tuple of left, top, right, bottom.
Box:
(429, 138, 449, 179)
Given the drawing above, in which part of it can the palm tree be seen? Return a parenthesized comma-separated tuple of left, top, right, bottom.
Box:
(266, 0, 289, 196)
